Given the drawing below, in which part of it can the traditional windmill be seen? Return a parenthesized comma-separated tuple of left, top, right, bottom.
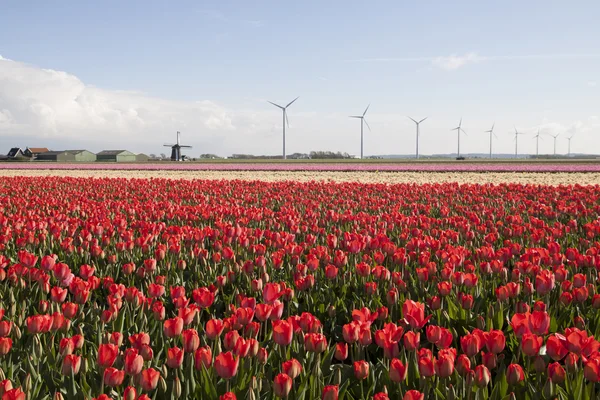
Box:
(164, 131, 192, 161)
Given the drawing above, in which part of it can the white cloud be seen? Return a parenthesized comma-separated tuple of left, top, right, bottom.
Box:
(588, 81, 598, 87)
(0, 57, 241, 151)
(432, 52, 484, 70)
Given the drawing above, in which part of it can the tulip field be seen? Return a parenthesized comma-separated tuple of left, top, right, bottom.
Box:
(2, 175, 600, 399)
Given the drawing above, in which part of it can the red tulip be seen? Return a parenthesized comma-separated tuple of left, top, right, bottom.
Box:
(124, 348, 144, 376)
(193, 346, 211, 370)
(98, 343, 119, 368)
(521, 333, 543, 357)
(205, 319, 224, 340)
(373, 394, 389, 400)
(182, 329, 200, 353)
(220, 393, 237, 400)
(418, 356, 435, 378)
(460, 333, 482, 357)
(322, 385, 339, 400)
(483, 330, 506, 354)
(506, 364, 524, 385)
(548, 362, 566, 384)
(304, 333, 327, 353)
(61, 354, 81, 376)
(104, 368, 125, 387)
(435, 353, 454, 378)
(273, 320, 293, 346)
(139, 368, 160, 392)
(273, 373, 292, 398)
(2, 388, 26, 400)
(585, 358, 600, 382)
(0, 338, 12, 356)
(163, 317, 184, 338)
(389, 358, 407, 382)
(282, 359, 302, 379)
(353, 361, 369, 380)
(334, 343, 348, 361)
(403, 390, 424, 400)
(166, 347, 184, 369)
(402, 300, 431, 330)
(214, 352, 239, 380)
(474, 365, 490, 387)
(403, 331, 420, 351)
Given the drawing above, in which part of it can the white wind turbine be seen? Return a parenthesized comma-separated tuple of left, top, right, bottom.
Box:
(533, 129, 543, 157)
(484, 123, 497, 159)
(549, 133, 560, 155)
(268, 97, 299, 159)
(566, 135, 574, 156)
(349, 104, 371, 159)
(407, 116, 427, 159)
(513, 126, 526, 158)
(451, 118, 467, 158)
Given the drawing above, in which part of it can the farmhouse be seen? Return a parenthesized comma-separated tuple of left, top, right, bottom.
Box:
(6, 148, 26, 159)
(96, 150, 137, 162)
(24, 147, 50, 159)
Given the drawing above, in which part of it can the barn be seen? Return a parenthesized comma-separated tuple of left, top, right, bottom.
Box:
(36, 151, 76, 162)
(6, 148, 26, 159)
(136, 153, 150, 162)
(65, 150, 97, 162)
(96, 150, 137, 162)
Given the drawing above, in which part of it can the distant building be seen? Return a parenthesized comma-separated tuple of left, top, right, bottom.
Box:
(36, 151, 76, 162)
(24, 147, 50, 159)
(6, 148, 26, 159)
(96, 150, 137, 162)
(135, 153, 149, 162)
(65, 150, 97, 162)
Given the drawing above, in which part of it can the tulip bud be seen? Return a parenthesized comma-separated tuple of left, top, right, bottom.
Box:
(53, 393, 65, 400)
(173, 377, 182, 398)
(533, 356, 546, 373)
(328, 306, 336, 318)
(159, 376, 167, 392)
(574, 316, 585, 330)
(476, 316, 485, 330)
(542, 378, 555, 399)
(161, 364, 168, 378)
(13, 325, 21, 340)
(24, 374, 32, 393)
(123, 386, 137, 400)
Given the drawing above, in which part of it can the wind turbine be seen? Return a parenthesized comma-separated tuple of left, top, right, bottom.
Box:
(350, 104, 371, 159)
(533, 129, 543, 157)
(407, 116, 427, 159)
(451, 118, 467, 158)
(163, 131, 192, 161)
(485, 123, 497, 159)
(268, 97, 299, 159)
(566, 135, 574, 156)
(513, 127, 525, 158)
(549, 133, 560, 155)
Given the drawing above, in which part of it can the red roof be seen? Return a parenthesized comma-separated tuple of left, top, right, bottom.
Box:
(27, 147, 49, 153)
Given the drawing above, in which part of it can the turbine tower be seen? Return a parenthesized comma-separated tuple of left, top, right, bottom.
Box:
(349, 104, 371, 159)
(533, 129, 543, 157)
(407, 116, 427, 159)
(513, 127, 525, 158)
(566, 135, 574, 156)
(451, 118, 467, 158)
(163, 131, 192, 161)
(549, 133, 560, 155)
(268, 97, 299, 159)
(484, 123, 497, 159)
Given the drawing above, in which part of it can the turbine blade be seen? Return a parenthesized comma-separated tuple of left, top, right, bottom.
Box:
(286, 96, 299, 108)
(363, 104, 370, 117)
(461, 129, 468, 136)
(419, 117, 428, 124)
(349, 116, 362, 118)
(364, 118, 371, 131)
(493, 133, 498, 139)
(491, 123, 495, 132)
(268, 101, 284, 109)
(407, 116, 418, 124)
(285, 111, 290, 128)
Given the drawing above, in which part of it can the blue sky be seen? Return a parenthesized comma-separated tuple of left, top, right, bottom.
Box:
(1, 1, 599, 157)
